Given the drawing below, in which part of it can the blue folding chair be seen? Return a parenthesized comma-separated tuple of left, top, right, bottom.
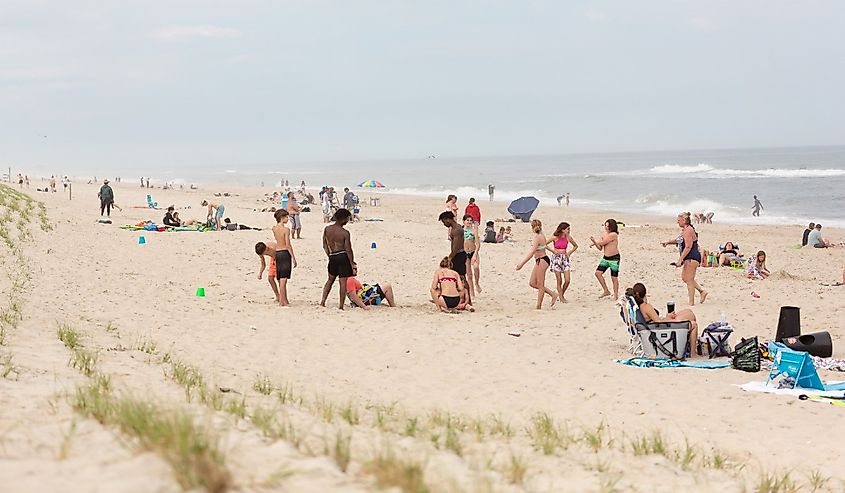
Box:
(146, 194, 158, 208)
(767, 342, 845, 391)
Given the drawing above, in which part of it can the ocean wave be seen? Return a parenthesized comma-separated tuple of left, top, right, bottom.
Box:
(650, 164, 714, 174)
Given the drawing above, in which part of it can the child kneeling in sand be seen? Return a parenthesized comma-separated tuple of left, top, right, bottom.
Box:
(431, 257, 473, 313)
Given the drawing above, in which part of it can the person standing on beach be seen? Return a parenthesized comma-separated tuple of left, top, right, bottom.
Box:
(439, 211, 471, 307)
(488, 184, 495, 202)
(287, 195, 302, 239)
(556, 195, 563, 206)
(50, 176, 57, 192)
(98, 179, 114, 217)
(752, 195, 763, 216)
(465, 197, 481, 224)
(272, 209, 296, 306)
(546, 221, 578, 303)
(462, 214, 482, 295)
(566, 193, 570, 207)
(201, 199, 225, 230)
(320, 208, 356, 309)
(255, 241, 280, 301)
(676, 213, 708, 305)
(516, 219, 558, 309)
(590, 219, 620, 300)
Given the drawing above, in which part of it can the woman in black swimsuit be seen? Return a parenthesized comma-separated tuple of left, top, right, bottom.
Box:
(676, 213, 708, 306)
(516, 219, 559, 309)
(431, 256, 468, 313)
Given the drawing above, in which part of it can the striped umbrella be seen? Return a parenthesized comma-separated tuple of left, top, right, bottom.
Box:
(357, 180, 385, 188)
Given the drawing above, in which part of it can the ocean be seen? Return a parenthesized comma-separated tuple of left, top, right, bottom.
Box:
(179, 145, 845, 227)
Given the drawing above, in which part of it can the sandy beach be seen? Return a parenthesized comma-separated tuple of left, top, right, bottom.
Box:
(1, 181, 844, 492)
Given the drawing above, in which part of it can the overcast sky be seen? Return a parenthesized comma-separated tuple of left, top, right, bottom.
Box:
(2, 0, 844, 173)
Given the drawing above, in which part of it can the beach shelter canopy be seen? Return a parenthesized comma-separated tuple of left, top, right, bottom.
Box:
(358, 180, 385, 188)
(508, 196, 540, 222)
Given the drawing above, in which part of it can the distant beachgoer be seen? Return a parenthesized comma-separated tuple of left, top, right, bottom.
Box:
(24, 176, 29, 187)
(488, 184, 495, 202)
(431, 256, 468, 313)
(676, 213, 708, 305)
(802, 223, 816, 247)
(321, 190, 331, 224)
(590, 219, 620, 300)
(462, 214, 481, 295)
(546, 221, 578, 303)
(439, 211, 471, 306)
(146, 177, 150, 188)
(465, 197, 481, 224)
(98, 180, 114, 217)
(631, 283, 698, 357)
(446, 194, 458, 219)
(272, 209, 296, 306)
(747, 250, 770, 280)
(287, 195, 302, 239)
(201, 200, 224, 230)
(223, 218, 260, 230)
(320, 208, 355, 309)
(483, 221, 497, 243)
(752, 195, 763, 217)
(556, 195, 563, 206)
(140, 177, 144, 187)
(347, 275, 396, 309)
(17, 174, 23, 188)
(566, 193, 570, 207)
(808, 224, 833, 248)
(50, 176, 57, 192)
(163, 206, 180, 226)
(255, 241, 280, 301)
(496, 227, 506, 243)
(516, 219, 558, 309)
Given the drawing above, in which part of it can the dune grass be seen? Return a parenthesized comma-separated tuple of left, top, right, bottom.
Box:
(73, 377, 231, 492)
(363, 449, 429, 493)
(252, 374, 274, 396)
(1, 352, 16, 379)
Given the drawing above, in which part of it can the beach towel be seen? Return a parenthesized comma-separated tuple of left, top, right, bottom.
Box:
(736, 380, 845, 398)
(364, 217, 384, 222)
(615, 358, 730, 369)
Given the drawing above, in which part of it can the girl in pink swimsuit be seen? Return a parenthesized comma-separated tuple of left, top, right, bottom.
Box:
(546, 222, 578, 302)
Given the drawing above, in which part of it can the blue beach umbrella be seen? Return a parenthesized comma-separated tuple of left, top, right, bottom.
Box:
(508, 196, 540, 222)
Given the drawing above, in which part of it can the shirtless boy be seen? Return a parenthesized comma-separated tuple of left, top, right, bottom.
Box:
(439, 211, 471, 306)
(201, 199, 225, 230)
(272, 209, 296, 306)
(287, 195, 302, 239)
(320, 208, 355, 309)
(254, 241, 280, 301)
(590, 218, 620, 300)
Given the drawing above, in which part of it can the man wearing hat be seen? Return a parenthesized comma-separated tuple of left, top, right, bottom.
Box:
(98, 179, 114, 217)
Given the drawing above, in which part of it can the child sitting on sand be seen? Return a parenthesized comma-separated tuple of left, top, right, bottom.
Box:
(747, 250, 770, 280)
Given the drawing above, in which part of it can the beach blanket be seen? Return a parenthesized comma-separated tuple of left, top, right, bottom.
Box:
(119, 224, 208, 232)
(736, 380, 845, 398)
(615, 358, 730, 369)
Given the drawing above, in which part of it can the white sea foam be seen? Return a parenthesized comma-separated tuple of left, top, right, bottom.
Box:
(649, 164, 714, 174)
(647, 164, 845, 178)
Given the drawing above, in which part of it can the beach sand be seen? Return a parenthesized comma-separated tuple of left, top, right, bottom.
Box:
(1, 181, 844, 492)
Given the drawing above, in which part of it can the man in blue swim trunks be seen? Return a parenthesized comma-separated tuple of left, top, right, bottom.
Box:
(201, 199, 225, 230)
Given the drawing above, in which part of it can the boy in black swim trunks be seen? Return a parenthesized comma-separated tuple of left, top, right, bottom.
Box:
(272, 209, 296, 306)
(590, 218, 620, 300)
(320, 208, 356, 309)
(439, 211, 471, 306)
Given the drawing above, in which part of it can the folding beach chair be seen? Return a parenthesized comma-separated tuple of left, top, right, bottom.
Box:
(766, 342, 845, 391)
(698, 323, 733, 358)
(146, 194, 158, 208)
(618, 295, 644, 356)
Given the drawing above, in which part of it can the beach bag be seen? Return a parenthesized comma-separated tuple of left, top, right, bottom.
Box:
(732, 337, 761, 372)
(637, 322, 690, 360)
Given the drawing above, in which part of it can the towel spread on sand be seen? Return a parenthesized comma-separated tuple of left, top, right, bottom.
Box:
(736, 380, 845, 397)
(615, 358, 731, 369)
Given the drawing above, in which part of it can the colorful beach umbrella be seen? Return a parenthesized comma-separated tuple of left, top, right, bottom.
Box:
(357, 180, 385, 188)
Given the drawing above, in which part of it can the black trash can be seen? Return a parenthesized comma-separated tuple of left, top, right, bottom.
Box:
(775, 306, 801, 342)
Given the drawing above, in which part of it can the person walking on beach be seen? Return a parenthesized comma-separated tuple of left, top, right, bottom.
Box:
(516, 219, 558, 309)
(546, 222, 578, 303)
(255, 241, 280, 301)
(320, 208, 356, 309)
(590, 219, 620, 300)
(752, 195, 763, 216)
(445, 195, 459, 239)
(272, 209, 296, 306)
(439, 211, 471, 307)
(676, 213, 708, 305)
(201, 199, 225, 230)
(488, 184, 495, 202)
(287, 195, 302, 239)
(566, 193, 570, 207)
(98, 179, 114, 217)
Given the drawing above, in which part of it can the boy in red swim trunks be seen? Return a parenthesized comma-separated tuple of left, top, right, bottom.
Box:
(255, 241, 280, 301)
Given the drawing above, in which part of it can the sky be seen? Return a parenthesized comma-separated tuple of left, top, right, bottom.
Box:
(2, 0, 845, 174)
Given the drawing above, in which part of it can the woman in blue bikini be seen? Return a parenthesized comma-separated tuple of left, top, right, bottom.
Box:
(676, 213, 708, 306)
